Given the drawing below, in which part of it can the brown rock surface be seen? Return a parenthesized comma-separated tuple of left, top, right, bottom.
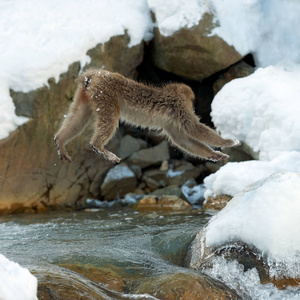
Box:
(151, 13, 242, 81)
(0, 34, 144, 214)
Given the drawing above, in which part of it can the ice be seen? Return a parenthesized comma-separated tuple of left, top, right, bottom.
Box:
(205, 172, 300, 279)
(0, 253, 38, 300)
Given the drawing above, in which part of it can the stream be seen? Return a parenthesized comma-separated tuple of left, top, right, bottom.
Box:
(1, 208, 299, 299)
(0, 208, 211, 299)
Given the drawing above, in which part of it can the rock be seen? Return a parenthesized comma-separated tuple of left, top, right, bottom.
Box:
(127, 141, 170, 169)
(166, 161, 202, 186)
(135, 195, 192, 212)
(202, 195, 232, 210)
(151, 185, 183, 199)
(151, 13, 242, 81)
(135, 272, 240, 300)
(101, 163, 137, 200)
(187, 173, 300, 290)
(60, 263, 125, 293)
(0, 33, 144, 214)
(213, 61, 254, 95)
(118, 135, 146, 160)
(143, 176, 160, 191)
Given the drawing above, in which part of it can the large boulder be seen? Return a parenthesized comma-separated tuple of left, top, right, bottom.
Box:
(151, 13, 242, 81)
(0, 34, 144, 214)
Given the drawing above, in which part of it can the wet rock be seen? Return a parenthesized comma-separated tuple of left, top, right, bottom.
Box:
(60, 263, 125, 293)
(135, 195, 192, 212)
(135, 272, 240, 300)
(0, 33, 143, 214)
(127, 141, 170, 169)
(151, 13, 242, 81)
(36, 266, 114, 300)
(101, 163, 137, 200)
(151, 185, 183, 199)
(202, 195, 232, 210)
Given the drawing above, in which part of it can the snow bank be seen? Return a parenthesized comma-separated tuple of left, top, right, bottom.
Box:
(0, 254, 38, 300)
(205, 64, 300, 198)
(2, 0, 300, 141)
(0, 0, 153, 139)
(205, 172, 300, 278)
(147, 0, 211, 36)
(211, 0, 300, 67)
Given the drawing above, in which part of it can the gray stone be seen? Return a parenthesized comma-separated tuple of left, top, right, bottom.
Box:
(118, 135, 143, 159)
(127, 141, 170, 169)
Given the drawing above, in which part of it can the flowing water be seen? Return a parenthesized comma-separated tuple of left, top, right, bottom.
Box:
(0, 208, 299, 299)
(0, 208, 210, 299)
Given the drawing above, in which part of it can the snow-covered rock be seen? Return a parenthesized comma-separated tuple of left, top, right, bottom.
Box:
(189, 172, 300, 282)
(0, 254, 38, 300)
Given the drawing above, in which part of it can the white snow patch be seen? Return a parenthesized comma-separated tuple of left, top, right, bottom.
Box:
(0, 253, 38, 300)
(103, 164, 135, 184)
(181, 180, 205, 205)
(210, 0, 300, 67)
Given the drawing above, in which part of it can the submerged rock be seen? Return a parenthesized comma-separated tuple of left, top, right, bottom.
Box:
(135, 272, 240, 300)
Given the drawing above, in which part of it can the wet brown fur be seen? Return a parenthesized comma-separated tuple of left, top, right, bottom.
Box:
(54, 69, 239, 163)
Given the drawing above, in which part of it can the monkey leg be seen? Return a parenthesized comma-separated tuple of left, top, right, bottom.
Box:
(89, 104, 121, 164)
(54, 92, 92, 162)
(181, 113, 240, 148)
(164, 127, 229, 161)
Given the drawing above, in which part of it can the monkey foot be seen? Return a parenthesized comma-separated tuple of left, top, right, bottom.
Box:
(54, 136, 72, 163)
(90, 144, 121, 163)
(225, 139, 241, 147)
(208, 151, 229, 162)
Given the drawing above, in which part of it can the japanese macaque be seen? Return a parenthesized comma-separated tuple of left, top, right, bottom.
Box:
(54, 68, 240, 163)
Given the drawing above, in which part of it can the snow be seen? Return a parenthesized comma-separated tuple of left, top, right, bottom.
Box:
(205, 64, 300, 198)
(204, 172, 300, 279)
(181, 180, 205, 205)
(0, 0, 153, 140)
(210, 0, 300, 67)
(1, 0, 300, 140)
(102, 163, 135, 184)
(147, 0, 211, 36)
(0, 253, 38, 300)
